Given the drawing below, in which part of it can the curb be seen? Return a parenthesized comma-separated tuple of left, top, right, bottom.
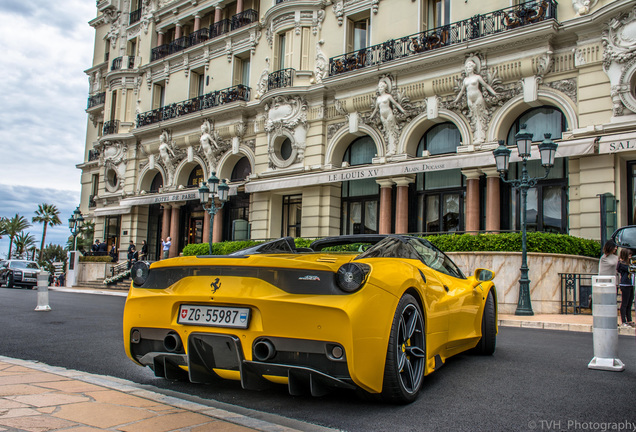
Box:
(498, 319, 635, 336)
(0, 356, 336, 432)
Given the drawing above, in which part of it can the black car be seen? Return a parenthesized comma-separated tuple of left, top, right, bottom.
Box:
(0, 260, 41, 289)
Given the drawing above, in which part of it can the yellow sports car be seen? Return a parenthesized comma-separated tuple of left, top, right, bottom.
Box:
(123, 234, 497, 403)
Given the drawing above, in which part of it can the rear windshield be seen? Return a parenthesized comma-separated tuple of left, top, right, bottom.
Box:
(11, 261, 39, 269)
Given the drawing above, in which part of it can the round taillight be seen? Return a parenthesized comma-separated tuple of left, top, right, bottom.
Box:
(132, 261, 150, 287)
(336, 263, 370, 293)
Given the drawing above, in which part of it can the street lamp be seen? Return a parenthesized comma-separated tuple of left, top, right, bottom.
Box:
(492, 125, 558, 316)
(198, 172, 230, 255)
(68, 206, 84, 251)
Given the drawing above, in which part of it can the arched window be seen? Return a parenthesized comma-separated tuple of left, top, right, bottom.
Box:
(150, 172, 163, 193)
(230, 157, 252, 182)
(417, 122, 461, 156)
(187, 165, 204, 188)
(343, 136, 376, 166)
(341, 136, 379, 235)
(507, 106, 567, 144)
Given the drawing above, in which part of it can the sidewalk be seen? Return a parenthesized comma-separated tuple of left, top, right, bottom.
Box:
(0, 356, 332, 432)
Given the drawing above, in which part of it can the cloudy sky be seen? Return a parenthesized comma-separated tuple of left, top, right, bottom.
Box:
(0, 1, 95, 258)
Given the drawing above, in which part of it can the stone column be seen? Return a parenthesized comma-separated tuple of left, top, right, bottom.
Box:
(462, 169, 482, 234)
(194, 14, 201, 32)
(214, 6, 222, 23)
(157, 31, 165, 46)
(212, 206, 224, 243)
(169, 203, 182, 258)
(482, 167, 501, 232)
(161, 204, 171, 256)
(376, 179, 395, 235)
(175, 23, 182, 40)
(203, 212, 210, 247)
(393, 176, 415, 234)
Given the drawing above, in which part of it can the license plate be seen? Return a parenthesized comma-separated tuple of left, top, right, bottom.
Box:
(178, 305, 250, 329)
(24, 277, 36, 282)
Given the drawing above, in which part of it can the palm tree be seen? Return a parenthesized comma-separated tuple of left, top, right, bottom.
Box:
(33, 203, 62, 261)
(5, 214, 30, 259)
(14, 232, 36, 259)
(0, 217, 7, 242)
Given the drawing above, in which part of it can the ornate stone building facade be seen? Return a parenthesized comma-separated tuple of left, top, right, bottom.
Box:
(79, 0, 636, 259)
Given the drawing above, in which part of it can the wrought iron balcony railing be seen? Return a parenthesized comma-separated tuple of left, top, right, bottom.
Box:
(111, 56, 123, 71)
(129, 7, 142, 25)
(128, 56, 136, 69)
(88, 150, 100, 162)
(189, 28, 209, 46)
(210, 19, 230, 38)
(268, 68, 295, 91)
(136, 84, 251, 127)
(150, 10, 257, 63)
(231, 9, 258, 31)
(87, 92, 106, 109)
(329, 0, 557, 77)
(103, 120, 120, 135)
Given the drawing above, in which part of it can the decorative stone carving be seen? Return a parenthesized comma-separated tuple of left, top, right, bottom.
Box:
(572, 0, 597, 16)
(313, 40, 328, 84)
(92, 69, 102, 93)
(156, 130, 186, 187)
(333, 0, 344, 26)
(327, 122, 347, 140)
(97, 140, 127, 193)
(103, 9, 122, 50)
(265, 96, 308, 169)
(255, 57, 270, 99)
(545, 78, 578, 104)
(198, 120, 230, 173)
(367, 75, 417, 156)
(602, 6, 636, 116)
(312, 10, 325, 36)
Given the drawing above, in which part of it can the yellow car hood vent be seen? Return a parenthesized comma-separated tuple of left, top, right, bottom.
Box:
(316, 257, 338, 263)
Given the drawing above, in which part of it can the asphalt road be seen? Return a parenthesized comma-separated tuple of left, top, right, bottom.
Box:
(1, 287, 635, 432)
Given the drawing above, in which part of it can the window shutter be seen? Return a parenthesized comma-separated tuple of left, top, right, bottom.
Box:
(233, 58, 242, 87)
(284, 29, 294, 70)
(300, 27, 310, 70)
(346, 19, 354, 53)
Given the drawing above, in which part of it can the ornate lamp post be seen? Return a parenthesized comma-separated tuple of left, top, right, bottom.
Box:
(68, 206, 84, 252)
(198, 172, 230, 255)
(492, 125, 558, 316)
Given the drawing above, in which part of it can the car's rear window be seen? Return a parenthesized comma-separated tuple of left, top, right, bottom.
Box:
(11, 261, 39, 269)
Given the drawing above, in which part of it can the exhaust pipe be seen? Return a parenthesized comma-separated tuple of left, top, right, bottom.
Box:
(163, 333, 183, 353)
(253, 339, 276, 361)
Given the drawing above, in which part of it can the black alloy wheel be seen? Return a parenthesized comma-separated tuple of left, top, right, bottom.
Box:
(382, 293, 426, 404)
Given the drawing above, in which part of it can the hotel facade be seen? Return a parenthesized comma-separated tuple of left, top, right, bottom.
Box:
(79, 0, 636, 260)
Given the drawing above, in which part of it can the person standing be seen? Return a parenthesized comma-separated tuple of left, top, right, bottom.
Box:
(598, 240, 618, 278)
(616, 248, 635, 328)
(161, 237, 171, 260)
(139, 239, 148, 261)
(127, 241, 136, 269)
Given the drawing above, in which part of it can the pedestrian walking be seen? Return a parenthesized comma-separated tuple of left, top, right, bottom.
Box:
(161, 237, 171, 260)
(616, 248, 635, 328)
(139, 240, 148, 261)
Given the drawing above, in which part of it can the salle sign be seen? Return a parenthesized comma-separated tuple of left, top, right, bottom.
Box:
(599, 134, 636, 154)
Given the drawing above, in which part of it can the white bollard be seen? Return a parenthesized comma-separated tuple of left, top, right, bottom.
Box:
(588, 276, 624, 371)
(34, 271, 51, 312)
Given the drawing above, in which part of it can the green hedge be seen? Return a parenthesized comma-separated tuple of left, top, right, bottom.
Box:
(423, 233, 600, 258)
(79, 256, 113, 263)
(182, 233, 600, 258)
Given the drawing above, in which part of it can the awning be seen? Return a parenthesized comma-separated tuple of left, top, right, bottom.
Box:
(245, 137, 597, 194)
(93, 206, 132, 217)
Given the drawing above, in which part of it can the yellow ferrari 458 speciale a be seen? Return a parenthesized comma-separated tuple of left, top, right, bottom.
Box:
(123, 234, 497, 403)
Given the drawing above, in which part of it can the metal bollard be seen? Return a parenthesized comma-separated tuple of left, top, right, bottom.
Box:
(588, 276, 624, 371)
(34, 271, 51, 312)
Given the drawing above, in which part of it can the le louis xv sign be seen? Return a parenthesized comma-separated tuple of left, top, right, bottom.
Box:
(325, 162, 447, 183)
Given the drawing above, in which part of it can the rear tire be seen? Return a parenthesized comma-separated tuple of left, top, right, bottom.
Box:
(475, 290, 496, 355)
(7, 273, 14, 289)
(381, 294, 426, 404)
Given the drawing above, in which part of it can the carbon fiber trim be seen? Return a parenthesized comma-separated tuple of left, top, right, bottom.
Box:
(136, 265, 348, 294)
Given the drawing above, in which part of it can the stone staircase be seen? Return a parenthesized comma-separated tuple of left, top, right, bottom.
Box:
(76, 277, 131, 291)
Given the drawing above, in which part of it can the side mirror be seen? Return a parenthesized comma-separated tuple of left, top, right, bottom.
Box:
(474, 268, 495, 282)
(612, 226, 636, 250)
